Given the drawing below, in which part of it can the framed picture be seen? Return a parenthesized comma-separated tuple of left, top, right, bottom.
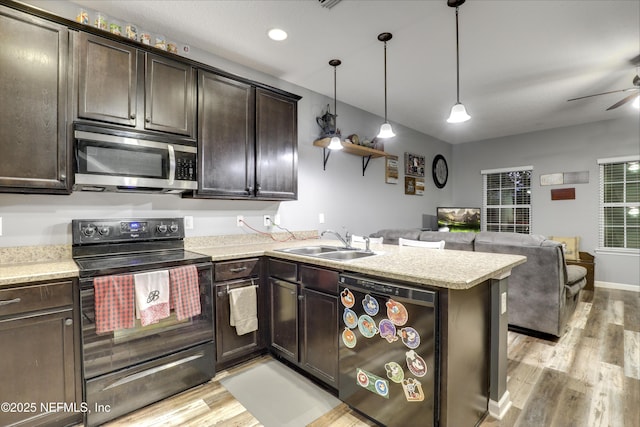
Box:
(386, 155, 398, 184)
(404, 176, 415, 195)
(404, 152, 425, 177)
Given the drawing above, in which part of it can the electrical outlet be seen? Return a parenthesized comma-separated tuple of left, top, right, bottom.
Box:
(236, 215, 244, 227)
(263, 215, 271, 227)
(184, 216, 194, 230)
(319, 213, 325, 224)
(273, 214, 281, 225)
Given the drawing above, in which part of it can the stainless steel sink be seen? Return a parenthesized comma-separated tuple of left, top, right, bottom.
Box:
(276, 245, 377, 261)
(277, 246, 342, 255)
(315, 250, 377, 261)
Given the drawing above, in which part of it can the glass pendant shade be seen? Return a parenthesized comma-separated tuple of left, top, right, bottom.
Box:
(377, 122, 396, 138)
(327, 136, 343, 150)
(633, 96, 639, 109)
(447, 102, 471, 123)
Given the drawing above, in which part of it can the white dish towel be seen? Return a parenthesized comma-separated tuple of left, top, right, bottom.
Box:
(134, 270, 170, 326)
(229, 285, 258, 336)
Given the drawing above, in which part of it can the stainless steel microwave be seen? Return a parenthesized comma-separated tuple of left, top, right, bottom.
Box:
(74, 129, 197, 193)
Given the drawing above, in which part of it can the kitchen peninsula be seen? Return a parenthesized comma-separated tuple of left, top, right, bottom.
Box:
(1, 238, 525, 427)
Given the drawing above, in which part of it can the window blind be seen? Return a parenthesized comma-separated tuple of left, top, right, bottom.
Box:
(482, 166, 533, 234)
(598, 155, 640, 251)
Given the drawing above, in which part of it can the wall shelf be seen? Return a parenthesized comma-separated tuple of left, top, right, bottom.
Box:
(313, 138, 391, 176)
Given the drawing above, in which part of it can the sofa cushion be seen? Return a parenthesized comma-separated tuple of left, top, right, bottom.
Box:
(369, 229, 421, 245)
(419, 231, 476, 251)
(566, 264, 587, 286)
(476, 231, 548, 247)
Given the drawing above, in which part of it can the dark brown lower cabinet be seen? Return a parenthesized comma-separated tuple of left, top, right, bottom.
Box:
(215, 279, 262, 370)
(269, 277, 299, 363)
(301, 288, 338, 387)
(0, 280, 80, 427)
(268, 260, 339, 389)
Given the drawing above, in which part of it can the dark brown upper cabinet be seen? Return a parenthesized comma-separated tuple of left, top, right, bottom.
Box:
(77, 32, 195, 138)
(0, 5, 71, 194)
(190, 70, 299, 200)
(255, 88, 298, 200)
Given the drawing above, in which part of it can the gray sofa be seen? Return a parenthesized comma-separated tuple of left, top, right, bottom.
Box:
(370, 229, 587, 337)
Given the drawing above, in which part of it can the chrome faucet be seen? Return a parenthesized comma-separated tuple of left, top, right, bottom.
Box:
(321, 229, 353, 249)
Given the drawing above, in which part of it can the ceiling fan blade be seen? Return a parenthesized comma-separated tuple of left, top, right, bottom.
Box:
(606, 92, 640, 110)
(567, 89, 630, 102)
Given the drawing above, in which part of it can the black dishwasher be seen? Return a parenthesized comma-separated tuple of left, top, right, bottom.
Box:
(338, 274, 438, 427)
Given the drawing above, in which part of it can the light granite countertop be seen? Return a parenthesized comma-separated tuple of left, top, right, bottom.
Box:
(190, 239, 526, 290)
(1, 237, 526, 290)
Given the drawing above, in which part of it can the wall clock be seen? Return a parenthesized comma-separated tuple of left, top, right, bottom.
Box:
(432, 154, 448, 189)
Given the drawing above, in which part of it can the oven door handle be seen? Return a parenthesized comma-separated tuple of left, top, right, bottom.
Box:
(102, 353, 205, 391)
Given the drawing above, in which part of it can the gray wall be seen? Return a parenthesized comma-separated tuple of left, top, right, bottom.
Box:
(452, 116, 640, 288)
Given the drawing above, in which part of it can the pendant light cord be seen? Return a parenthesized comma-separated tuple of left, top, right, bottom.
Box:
(334, 64, 337, 131)
(383, 40, 388, 121)
(455, 6, 460, 104)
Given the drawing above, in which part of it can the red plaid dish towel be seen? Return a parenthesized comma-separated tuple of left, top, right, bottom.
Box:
(169, 265, 201, 320)
(94, 274, 135, 334)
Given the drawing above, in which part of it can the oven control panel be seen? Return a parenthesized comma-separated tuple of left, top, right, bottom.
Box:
(72, 218, 184, 245)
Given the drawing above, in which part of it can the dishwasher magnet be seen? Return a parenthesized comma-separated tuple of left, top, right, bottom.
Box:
(386, 299, 408, 326)
(405, 350, 427, 377)
(384, 361, 405, 383)
(340, 288, 355, 308)
(356, 368, 389, 399)
(358, 314, 378, 338)
(399, 327, 420, 349)
(378, 318, 398, 343)
(343, 308, 358, 329)
(362, 294, 380, 316)
(342, 327, 357, 348)
(402, 378, 425, 402)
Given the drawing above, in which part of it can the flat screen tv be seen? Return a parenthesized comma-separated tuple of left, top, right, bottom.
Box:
(437, 207, 481, 232)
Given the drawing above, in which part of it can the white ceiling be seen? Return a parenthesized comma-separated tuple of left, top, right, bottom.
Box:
(69, 0, 640, 144)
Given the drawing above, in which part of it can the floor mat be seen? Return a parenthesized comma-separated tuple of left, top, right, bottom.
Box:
(219, 359, 341, 427)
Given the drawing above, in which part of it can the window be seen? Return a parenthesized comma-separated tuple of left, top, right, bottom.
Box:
(482, 166, 533, 234)
(598, 156, 640, 250)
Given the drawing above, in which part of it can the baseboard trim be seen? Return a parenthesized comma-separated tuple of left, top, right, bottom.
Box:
(595, 281, 640, 292)
(489, 391, 512, 420)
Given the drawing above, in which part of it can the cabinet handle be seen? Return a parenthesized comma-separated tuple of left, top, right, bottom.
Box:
(297, 294, 304, 300)
(65, 318, 73, 326)
(0, 298, 21, 307)
(229, 267, 248, 273)
(130, 113, 136, 119)
(145, 117, 151, 123)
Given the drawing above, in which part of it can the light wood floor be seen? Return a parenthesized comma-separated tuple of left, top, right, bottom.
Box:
(97, 287, 639, 427)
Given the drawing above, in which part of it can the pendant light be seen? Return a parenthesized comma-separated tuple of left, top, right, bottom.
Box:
(447, 0, 471, 123)
(327, 59, 343, 150)
(377, 32, 395, 138)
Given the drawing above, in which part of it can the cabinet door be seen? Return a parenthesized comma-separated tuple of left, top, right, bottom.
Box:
(197, 70, 255, 198)
(144, 53, 195, 137)
(301, 288, 338, 387)
(255, 89, 298, 200)
(0, 309, 78, 427)
(77, 32, 137, 126)
(269, 278, 299, 362)
(0, 6, 70, 193)
(215, 280, 261, 369)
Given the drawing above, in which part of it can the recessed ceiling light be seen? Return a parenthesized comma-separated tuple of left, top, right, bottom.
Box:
(268, 28, 288, 41)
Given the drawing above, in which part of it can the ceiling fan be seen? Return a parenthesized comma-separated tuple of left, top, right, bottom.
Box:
(567, 54, 640, 110)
